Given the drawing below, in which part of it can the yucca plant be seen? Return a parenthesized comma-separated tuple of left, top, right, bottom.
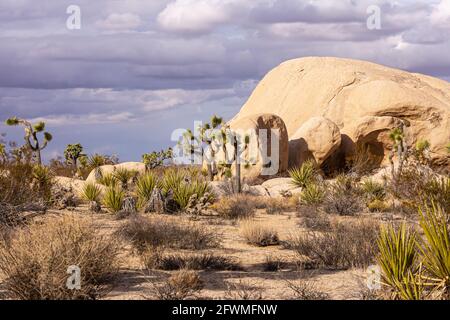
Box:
(418, 204, 450, 296)
(300, 183, 325, 206)
(361, 179, 386, 201)
(113, 168, 137, 190)
(161, 169, 186, 195)
(136, 172, 160, 208)
(98, 173, 118, 187)
(173, 180, 212, 209)
(102, 186, 125, 213)
(377, 223, 418, 299)
(289, 160, 317, 188)
(81, 182, 102, 202)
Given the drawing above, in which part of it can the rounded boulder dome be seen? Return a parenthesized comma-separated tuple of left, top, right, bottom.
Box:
(232, 57, 450, 168)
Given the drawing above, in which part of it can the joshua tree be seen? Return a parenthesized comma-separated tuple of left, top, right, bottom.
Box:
(198, 115, 224, 181)
(142, 148, 173, 171)
(64, 143, 85, 171)
(5, 117, 52, 165)
(388, 124, 407, 182)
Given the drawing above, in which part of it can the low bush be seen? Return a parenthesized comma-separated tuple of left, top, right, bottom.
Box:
(143, 249, 240, 271)
(285, 279, 329, 300)
(211, 195, 257, 220)
(290, 219, 380, 269)
(0, 216, 120, 300)
(240, 220, 279, 247)
(322, 175, 363, 216)
(297, 206, 332, 232)
(118, 215, 219, 253)
(361, 179, 386, 201)
(300, 183, 325, 206)
(80, 182, 102, 202)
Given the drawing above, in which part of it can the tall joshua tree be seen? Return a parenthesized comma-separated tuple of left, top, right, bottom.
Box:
(5, 117, 52, 165)
(64, 143, 85, 171)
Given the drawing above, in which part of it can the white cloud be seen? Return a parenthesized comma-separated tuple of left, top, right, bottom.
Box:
(430, 0, 450, 27)
(157, 0, 234, 33)
(96, 13, 142, 31)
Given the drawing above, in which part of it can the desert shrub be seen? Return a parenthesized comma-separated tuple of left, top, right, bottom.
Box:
(98, 173, 118, 187)
(31, 165, 54, 202)
(80, 182, 102, 202)
(300, 183, 325, 206)
(151, 270, 203, 300)
(264, 197, 291, 214)
(289, 160, 317, 188)
(0, 216, 120, 300)
(118, 215, 219, 253)
(418, 204, 450, 296)
(143, 249, 240, 271)
(136, 172, 159, 208)
(211, 195, 257, 220)
(102, 186, 124, 213)
(240, 220, 279, 247)
(297, 206, 332, 232)
(285, 279, 329, 300)
(367, 199, 390, 212)
(323, 175, 363, 216)
(390, 165, 449, 212)
(0, 162, 35, 206)
(290, 219, 380, 269)
(361, 179, 386, 201)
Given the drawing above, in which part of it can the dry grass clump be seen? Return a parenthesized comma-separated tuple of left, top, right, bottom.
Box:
(290, 218, 380, 270)
(285, 278, 329, 300)
(263, 255, 286, 272)
(151, 269, 203, 300)
(211, 195, 257, 220)
(118, 215, 219, 253)
(240, 220, 279, 247)
(0, 216, 120, 300)
(225, 279, 264, 300)
(143, 249, 241, 271)
(264, 197, 292, 214)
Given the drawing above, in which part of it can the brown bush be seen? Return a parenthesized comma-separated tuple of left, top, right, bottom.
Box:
(297, 205, 332, 232)
(285, 278, 329, 300)
(264, 197, 292, 214)
(0, 216, 120, 300)
(142, 248, 241, 271)
(150, 269, 203, 300)
(211, 195, 257, 219)
(290, 218, 380, 269)
(240, 220, 279, 247)
(322, 176, 364, 216)
(118, 215, 219, 253)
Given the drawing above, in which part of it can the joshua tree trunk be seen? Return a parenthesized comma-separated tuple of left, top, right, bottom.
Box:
(234, 139, 241, 193)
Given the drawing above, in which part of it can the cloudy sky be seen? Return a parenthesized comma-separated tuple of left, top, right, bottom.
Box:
(0, 0, 449, 161)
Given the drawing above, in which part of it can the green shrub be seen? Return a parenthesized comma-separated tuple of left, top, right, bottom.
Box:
(102, 186, 124, 213)
(419, 204, 450, 295)
(98, 173, 118, 188)
(136, 172, 159, 208)
(377, 223, 419, 300)
(113, 168, 137, 189)
(80, 182, 102, 202)
(289, 160, 317, 188)
(300, 183, 325, 206)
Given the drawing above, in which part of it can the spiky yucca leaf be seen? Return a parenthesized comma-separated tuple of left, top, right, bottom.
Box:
(418, 204, 450, 292)
(300, 183, 325, 205)
(98, 173, 118, 187)
(136, 172, 160, 208)
(81, 182, 102, 202)
(113, 168, 137, 187)
(289, 160, 317, 188)
(102, 186, 124, 213)
(377, 223, 418, 299)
